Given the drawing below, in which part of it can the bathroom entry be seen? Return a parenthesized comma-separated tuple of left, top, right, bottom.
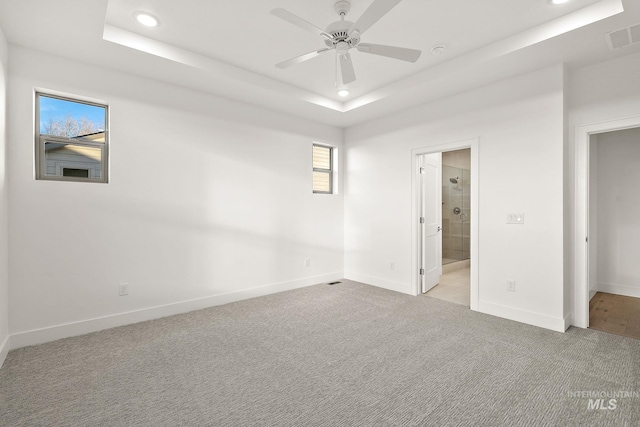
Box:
(442, 149, 471, 266)
(423, 148, 471, 306)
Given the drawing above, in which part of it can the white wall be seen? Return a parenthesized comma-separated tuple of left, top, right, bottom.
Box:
(344, 65, 567, 331)
(0, 25, 9, 366)
(594, 127, 640, 298)
(8, 46, 344, 348)
(6, 43, 639, 349)
(569, 52, 640, 127)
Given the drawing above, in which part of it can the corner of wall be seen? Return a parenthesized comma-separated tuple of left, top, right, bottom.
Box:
(0, 336, 8, 367)
(344, 271, 413, 295)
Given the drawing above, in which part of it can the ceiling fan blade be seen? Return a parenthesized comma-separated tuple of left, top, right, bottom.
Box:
(276, 48, 332, 69)
(271, 8, 333, 40)
(357, 43, 421, 62)
(339, 53, 356, 84)
(348, 0, 402, 38)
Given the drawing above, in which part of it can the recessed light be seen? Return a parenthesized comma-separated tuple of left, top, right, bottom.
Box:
(551, 0, 570, 4)
(337, 89, 350, 97)
(135, 12, 159, 27)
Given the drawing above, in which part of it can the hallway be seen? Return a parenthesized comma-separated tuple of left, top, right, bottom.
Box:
(589, 292, 640, 340)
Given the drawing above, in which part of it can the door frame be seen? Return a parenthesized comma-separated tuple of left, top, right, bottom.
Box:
(411, 138, 479, 311)
(574, 115, 640, 328)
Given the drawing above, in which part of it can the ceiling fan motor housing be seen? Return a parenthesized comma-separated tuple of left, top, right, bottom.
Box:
(324, 20, 360, 49)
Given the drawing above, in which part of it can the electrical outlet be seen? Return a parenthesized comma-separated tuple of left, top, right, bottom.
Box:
(119, 283, 129, 296)
(304, 258, 311, 267)
(390, 261, 395, 270)
(507, 280, 516, 292)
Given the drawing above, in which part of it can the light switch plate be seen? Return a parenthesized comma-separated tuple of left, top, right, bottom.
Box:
(506, 213, 525, 224)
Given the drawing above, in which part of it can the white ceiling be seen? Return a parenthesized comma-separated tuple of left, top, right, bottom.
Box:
(1, 0, 640, 127)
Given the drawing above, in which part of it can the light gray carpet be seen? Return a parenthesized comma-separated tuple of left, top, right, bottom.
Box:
(1, 280, 639, 426)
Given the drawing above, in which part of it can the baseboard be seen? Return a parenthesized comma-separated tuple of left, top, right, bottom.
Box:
(598, 282, 640, 298)
(478, 300, 567, 332)
(589, 289, 598, 300)
(10, 272, 342, 350)
(442, 259, 470, 274)
(0, 335, 9, 369)
(344, 271, 412, 295)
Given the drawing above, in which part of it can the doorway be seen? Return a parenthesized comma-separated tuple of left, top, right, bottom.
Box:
(411, 140, 479, 311)
(428, 148, 471, 306)
(586, 127, 640, 339)
(575, 115, 640, 328)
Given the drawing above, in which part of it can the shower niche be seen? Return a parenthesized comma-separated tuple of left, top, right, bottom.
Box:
(442, 150, 471, 265)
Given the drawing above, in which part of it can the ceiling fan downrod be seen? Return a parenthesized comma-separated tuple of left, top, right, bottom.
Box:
(334, 1, 351, 18)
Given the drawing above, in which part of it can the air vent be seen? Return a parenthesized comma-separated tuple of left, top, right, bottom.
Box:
(605, 24, 640, 50)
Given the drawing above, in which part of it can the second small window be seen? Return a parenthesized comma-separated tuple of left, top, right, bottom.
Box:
(35, 92, 109, 183)
(312, 144, 333, 194)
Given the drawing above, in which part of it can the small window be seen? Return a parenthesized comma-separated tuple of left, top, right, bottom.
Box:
(313, 144, 333, 194)
(35, 92, 108, 183)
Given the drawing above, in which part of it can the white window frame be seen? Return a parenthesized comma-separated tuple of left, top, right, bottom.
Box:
(313, 143, 334, 194)
(35, 92, 109, 183)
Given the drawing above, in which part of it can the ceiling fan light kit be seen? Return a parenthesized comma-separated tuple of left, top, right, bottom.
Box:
(271, 0, 422, 89)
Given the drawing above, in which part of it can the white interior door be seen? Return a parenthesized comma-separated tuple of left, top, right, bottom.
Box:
(420, 153, 442, 293)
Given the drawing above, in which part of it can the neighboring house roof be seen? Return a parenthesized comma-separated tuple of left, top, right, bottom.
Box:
(43, 131, 106, 151)
(73, 131, 105, 141)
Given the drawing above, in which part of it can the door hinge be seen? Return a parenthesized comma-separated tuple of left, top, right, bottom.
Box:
(419, 268, 425, 275)
(420, 217, 425, 224)
(419, 167, 425, 174)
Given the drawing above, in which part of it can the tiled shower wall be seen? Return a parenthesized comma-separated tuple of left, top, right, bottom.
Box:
(442, 149, 471, 263)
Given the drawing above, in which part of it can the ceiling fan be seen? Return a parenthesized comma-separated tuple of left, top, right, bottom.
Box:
(271, 0, 421, 86)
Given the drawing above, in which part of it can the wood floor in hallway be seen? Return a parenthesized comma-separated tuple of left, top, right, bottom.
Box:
(589, 292, 640, 340)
